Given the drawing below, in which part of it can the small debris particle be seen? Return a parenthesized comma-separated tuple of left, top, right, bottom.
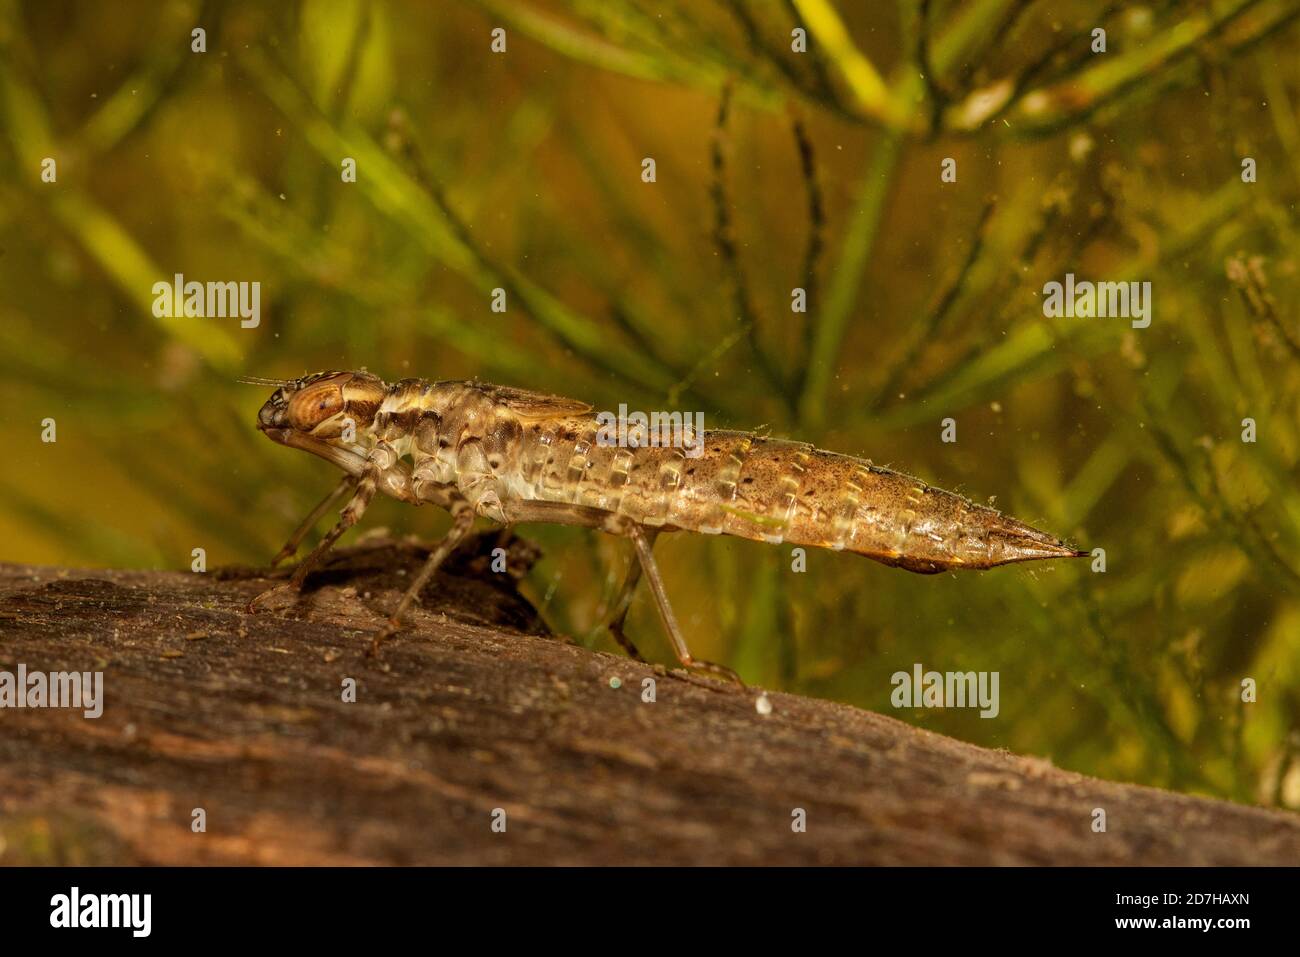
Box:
(323, 649, 340, 663)
(160, 650, 183, 659)
(183, 631, 208, 641)
(755, 692, 773, 716)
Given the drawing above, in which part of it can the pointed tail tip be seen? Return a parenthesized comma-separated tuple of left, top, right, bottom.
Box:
(993, 517, 1089, 565)
(1027, 542, 1088, 562)
(1034, 539, 1088, 561)
(1007, 541, 1088, 566)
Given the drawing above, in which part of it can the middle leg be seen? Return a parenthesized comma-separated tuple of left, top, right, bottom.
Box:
(597, 534, 654, 662)
(368, 498, 475, 656)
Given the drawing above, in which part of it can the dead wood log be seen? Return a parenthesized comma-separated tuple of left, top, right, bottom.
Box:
(1, 535, 1297, 866)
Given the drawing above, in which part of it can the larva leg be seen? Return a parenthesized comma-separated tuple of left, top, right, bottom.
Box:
(601, 537, 652, 663)
(368, 499, 475, 656)
(270, 474, 358, 567)
(629, 525, 744, 688)
(248, 467, 379, 613)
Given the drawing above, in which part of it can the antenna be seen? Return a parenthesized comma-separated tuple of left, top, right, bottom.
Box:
(235, 376, 295, 387)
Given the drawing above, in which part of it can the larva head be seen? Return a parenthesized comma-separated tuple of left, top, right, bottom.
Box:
(247, 370, 387, 439)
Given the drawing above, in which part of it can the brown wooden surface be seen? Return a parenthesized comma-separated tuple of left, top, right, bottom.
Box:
(1, 535, 1297, 866)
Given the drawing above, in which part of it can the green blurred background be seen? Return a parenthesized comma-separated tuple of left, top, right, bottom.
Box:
(3, 0, 1300, 811)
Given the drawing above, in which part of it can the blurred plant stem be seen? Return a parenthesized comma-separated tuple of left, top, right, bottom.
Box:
(798, 130, 903, 430)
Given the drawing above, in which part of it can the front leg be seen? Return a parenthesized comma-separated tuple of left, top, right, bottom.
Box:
(270, 474, 358, 567)
(248, 453, 387, 614)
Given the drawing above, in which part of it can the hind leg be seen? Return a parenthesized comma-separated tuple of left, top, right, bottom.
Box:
(628, 525, 744, 688)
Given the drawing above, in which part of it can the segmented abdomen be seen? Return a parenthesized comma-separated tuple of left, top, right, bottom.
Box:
(503, 421, 1079, 572)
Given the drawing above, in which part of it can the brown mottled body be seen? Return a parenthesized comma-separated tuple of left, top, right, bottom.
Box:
(370, 379, 1080, 573)
(246, 371, 1084, 681)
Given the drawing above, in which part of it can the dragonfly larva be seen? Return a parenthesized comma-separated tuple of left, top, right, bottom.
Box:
(243, 371, 1085, 685)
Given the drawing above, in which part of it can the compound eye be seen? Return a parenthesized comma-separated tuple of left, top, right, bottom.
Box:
(287, 379, 345, 431)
